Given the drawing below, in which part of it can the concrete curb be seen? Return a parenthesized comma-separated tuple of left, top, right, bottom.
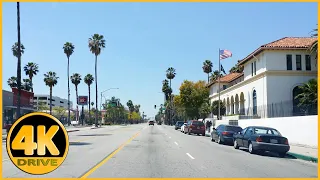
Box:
(67, 130, 80, 133)
(287, 152, 318, 163)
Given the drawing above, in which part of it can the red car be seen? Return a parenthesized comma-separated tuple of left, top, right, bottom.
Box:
(184, 120, 205, 136)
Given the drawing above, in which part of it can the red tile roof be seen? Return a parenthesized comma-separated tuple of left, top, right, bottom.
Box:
(207, 73, 243, 87)
(238, 37, 317, 65)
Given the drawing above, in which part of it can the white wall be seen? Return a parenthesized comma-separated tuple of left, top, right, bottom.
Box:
(243, 52, 266, 81)
(214, 115, 318, 147)
(265, 50, 317, 71)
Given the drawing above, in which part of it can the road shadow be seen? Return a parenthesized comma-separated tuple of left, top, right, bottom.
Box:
(69, 142, 92, 146)
(239, 148, 297, 159)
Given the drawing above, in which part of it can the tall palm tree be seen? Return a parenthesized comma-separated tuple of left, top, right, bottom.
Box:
(162, 79, 171, 101)
(44, 71, 59, 115)
(14, 2, 23, 119)
(23, 62, 39, 92)
(126, 100, 134, 119)
(84, 74, 94, 121)
(22, 79, 32, 91)
(134, 104, 140, 113)
(310, 25, 318, 65)
(88, 34, 106, 127)
(166, 67, 176, 125)
(70, 73, 82, 122)
(202, 60, 213, 83)
(63, 42, 75, 126)
(209, 70, 222, 82)
(7, 76, 18, 88)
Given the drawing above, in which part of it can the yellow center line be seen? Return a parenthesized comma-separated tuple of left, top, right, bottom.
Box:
(80, 131, 141, 178)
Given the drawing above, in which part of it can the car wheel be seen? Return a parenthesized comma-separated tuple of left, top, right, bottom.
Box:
(217, 136, 222, 144)
(211, 136, 215, 142)
(248, 142, 255, 154)
(188, 131, 191, 135)
(202, 133, 205, 136)
(278, 152, 286, 158)
(234, 140, 239, 149)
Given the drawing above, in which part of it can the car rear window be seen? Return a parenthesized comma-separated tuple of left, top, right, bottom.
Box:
(254, 128, 281, 136)
(192, 121, 204, 126)
(177, 121, 184, 124)
(225, 126, 242, 132)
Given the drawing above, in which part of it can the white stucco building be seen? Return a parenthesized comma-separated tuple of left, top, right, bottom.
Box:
(208, 37, 318, 119)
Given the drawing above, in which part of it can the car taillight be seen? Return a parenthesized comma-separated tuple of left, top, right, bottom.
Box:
(201, 126, 205, 129)
(256, 137, 263, 142)
(222, 131, 229, 135)
(190, 125, 195, 128)
(284, 139, 289, 145)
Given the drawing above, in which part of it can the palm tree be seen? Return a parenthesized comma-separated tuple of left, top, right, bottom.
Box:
(14, 2, 23, 119)
(84, 74, 94, 121)
(70, 73, 82, 121)
(310, 25, 318, 65)
(88, 34, 106, 127)
(44, 71, 59, 115)
(63, 42, 75, 126)
(295, 78, 317, 112)
(7, 76, 18, 88)
(209, 70, 222, 82)
(134, 104, 140, 113)
(229, 64, 244, 73)
(162, 79, 172, 101)
(202, 60, 213, 83)
(126, 100, 134, 120)
(22, 79, 32, 91)
(23, 62, 39, 92)
(166, 67, 176, 125)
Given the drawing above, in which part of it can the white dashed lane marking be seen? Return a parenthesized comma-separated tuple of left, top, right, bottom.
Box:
(174, 142, 178, 145)
(186, 153, 195, 160)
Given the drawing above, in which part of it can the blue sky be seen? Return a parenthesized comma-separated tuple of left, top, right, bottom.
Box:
(2, 2, 317, 117)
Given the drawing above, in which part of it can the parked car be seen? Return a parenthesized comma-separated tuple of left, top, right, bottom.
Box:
(149, 120, 155, 126)
(233, 126, 290, 157)
(174, 121, 184, 130)
(211, 124, 243, 144)
(180, 122, 187, 133)
(184, 120, 205, 136)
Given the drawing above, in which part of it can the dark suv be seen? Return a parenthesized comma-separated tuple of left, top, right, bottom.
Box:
(184, 120, 205, 136)
(149, 120, 155, 126)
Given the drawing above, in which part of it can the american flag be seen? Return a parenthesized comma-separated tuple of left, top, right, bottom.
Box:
(219, 49, 232, 60)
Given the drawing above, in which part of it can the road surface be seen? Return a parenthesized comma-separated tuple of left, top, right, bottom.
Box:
(2, 124, 317, 178)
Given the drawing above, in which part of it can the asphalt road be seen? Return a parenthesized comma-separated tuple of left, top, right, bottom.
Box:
(2, 124, 318, 178)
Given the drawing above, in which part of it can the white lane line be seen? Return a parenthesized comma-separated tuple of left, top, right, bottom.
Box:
(174, 142, 178, 145)
(169, 136, 171, 139)
(186, 153, 195, 160)
(165, 134, 167, 135)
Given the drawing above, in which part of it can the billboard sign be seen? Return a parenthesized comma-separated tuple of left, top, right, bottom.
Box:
(78, 96, 88, 106)
(12, 88, 34, 108)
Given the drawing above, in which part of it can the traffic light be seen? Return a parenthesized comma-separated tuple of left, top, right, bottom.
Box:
(154, 105, 156, 109)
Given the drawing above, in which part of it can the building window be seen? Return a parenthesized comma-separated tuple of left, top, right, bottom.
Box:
(251, 63, 254, 76)
(254, 61, 257, 75)
(60, 101, 64, 103)
(296, 55, 301, 70)
(306, 55, 311, 71)
(286, 54, 292, 70)
(39, 97, 47, 100)
(252, 90, 257, 115)
(223, 85, 227, 90)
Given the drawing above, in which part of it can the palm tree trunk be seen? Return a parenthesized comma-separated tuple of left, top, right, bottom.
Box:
(88, 85, 91, 123)
(76, 85, 79, 122)
(30, 75, 34, 93)
(50, 86, 52, 115)
(67, 57, 71, 126)
(207, 73, 209, 84)
(95, 55, 98, 127)
(16, 2, 22, 119)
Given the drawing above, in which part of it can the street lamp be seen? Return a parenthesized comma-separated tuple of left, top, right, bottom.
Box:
(100, 88, 119, 111)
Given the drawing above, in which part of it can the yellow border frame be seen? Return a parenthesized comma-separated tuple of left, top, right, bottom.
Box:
(0, 1, 319, 180)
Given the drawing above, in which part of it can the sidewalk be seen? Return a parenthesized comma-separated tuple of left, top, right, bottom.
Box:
(204, 130, 318, 163)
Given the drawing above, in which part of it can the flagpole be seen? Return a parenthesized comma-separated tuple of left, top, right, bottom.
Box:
(218, 48, 221, 120)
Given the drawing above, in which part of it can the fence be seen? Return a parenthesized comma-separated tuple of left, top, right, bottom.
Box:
(236, 100, 317, 119)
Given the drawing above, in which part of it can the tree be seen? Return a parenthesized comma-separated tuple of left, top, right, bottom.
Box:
(52, 106, 66, 119)
(126, 100, 134, 120)
(70, 73, 81, 121)
(63, 42, 75, 126)
(44, 71, 59, 115)
(166, 67, 176, 124)
(310, 25, 318, 65)
(7, 76, 17, 88)
(134, 104, 140, 113)
(162, 79, 172, 101)
(179, 80, 209, 119)
(211, 100, 226, 119)
(22, 79, 32, 91)
(229, 64, 244, 73)
(199, 101, 211, 120)
(84, 74, 94, 122)
(23, 62, 39, 92)
(209, 70, 222, 83)
(295, 78, 317, 113)
(202, 60, 213, 83)
(88, 34, 106, 127)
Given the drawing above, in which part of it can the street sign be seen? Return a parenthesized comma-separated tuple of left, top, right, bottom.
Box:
(78, 96, 88, 106)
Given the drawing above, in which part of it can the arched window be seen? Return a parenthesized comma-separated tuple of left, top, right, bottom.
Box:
(252, 90, 257, 115)
(292, 86, 303, 116)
